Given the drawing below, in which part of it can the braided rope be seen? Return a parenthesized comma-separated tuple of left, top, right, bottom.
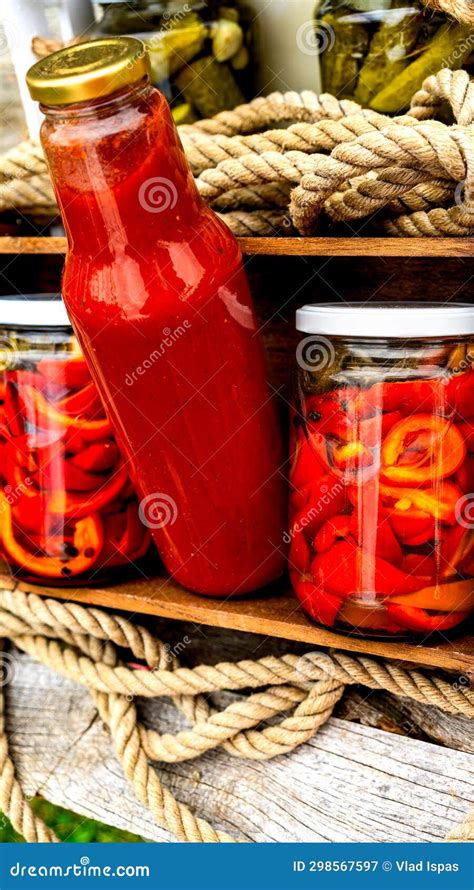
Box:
(0, 588, 472, 842)
(1, 70, 472, 237)
(419, 0, 474, 24)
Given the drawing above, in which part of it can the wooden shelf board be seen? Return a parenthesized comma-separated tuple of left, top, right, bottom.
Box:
(9, 572, 474, 674)
(0, 235, 472, 258)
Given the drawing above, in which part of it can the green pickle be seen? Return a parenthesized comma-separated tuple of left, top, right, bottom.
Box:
(175, 55, 244, 116)
(317, 0, 474, 113)
(370, 22, 474, 112)
(320, 10, 369, 97)
(95, 1, 250, 118)
(354, 3, 422, 106)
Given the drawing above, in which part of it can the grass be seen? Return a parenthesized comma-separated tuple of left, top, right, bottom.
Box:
(0, 799, 144, 843)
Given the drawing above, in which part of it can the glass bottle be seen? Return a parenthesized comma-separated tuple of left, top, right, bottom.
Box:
(27, 38, 286, 596)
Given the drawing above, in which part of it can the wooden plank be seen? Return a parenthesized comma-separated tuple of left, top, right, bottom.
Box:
(0, 237, 66, 255)
(10, 574, 474, 674)
(238, 237, 474, 258)
(6, 653, 474, 842)
(338, 689, 474, 754)
(0, 235, 472, 258)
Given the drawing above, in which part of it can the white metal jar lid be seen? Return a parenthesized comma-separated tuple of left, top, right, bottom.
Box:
(295, 303, 474, 338)
(0, 294, 71, 328)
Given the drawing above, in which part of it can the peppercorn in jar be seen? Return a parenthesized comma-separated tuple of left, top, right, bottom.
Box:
(289, 303, 474, 638)
(0, 296, 151, 584)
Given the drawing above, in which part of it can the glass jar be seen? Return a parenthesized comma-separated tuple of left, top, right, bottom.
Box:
(316, 0, 474, 112)
(27, 39, 286, 597)
(0, 296, 151, 585)
(289, 303, 474, 639)
(93, 1, 253, 121)
(244, 0, 322, 94)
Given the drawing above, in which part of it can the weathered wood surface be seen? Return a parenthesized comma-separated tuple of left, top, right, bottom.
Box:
(5, 645, 474, 843)
(0, 236, 472, 257)
(339, 689, 474, 754)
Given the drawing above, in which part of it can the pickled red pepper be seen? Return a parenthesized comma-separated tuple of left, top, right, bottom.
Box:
(0, 355, 150, 582)
(289, 305, 474, 637)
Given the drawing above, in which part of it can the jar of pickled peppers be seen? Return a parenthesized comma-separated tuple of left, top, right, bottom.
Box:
(316, 0, 474, 112)
(0, 296, 151, 585)
(289, 303, 474, 638)
(93, 1, 253, 121)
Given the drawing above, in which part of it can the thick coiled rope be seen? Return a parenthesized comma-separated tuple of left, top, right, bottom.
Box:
(1, 69, 472, 237)
(0, 587, 472, 843)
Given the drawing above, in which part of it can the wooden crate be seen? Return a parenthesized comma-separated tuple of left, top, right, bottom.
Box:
(1, 233, 473, 672)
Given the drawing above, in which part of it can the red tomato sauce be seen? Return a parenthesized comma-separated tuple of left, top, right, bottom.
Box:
(41, 81, 286, 595)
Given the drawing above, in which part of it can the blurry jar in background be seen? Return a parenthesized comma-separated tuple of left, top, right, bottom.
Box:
(93, 0, 254, 120)
(316, 0, 474, 111)
(0, 296, 151, 585)
(244, 0, 322, 94)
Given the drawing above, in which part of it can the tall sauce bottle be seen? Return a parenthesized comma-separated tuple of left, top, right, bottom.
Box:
(27, 38, 286, 595)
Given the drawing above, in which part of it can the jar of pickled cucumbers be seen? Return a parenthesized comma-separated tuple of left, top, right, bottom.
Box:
(289, 303, 474, 639)
(316, 0, 474, 112)
(93, 1, 253, 120)
(0, 296, 151, 585)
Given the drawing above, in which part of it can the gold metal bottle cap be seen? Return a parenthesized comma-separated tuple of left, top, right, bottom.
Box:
(26, 37, 150, 107)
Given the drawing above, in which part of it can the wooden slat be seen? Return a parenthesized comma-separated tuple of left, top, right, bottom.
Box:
(10, 574, 474, 674)
(8, 653, 474, 842)
(0, 235, 472, 257)
(238, 236, 474, 258)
